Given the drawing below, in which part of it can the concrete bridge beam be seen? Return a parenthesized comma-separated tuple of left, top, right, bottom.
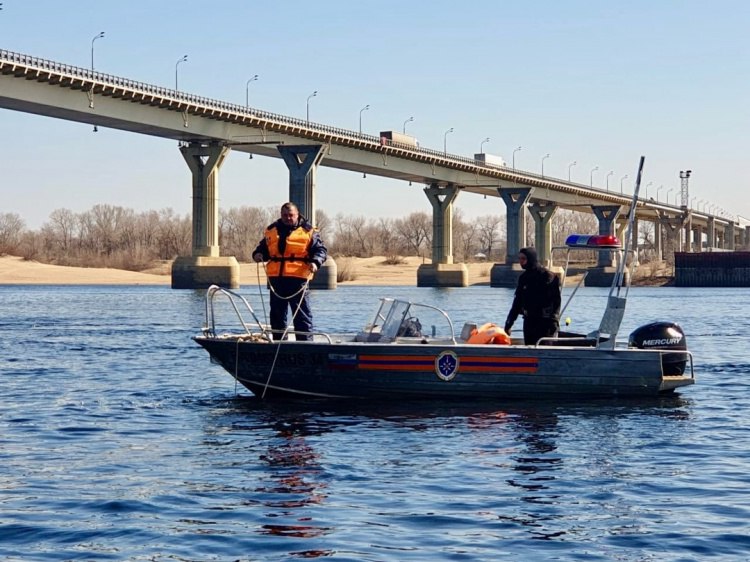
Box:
(172, 141, 239, 289)
(278, 144, 336, 289)
(490, 187, 532, 287)
(417, 183, 467, 287)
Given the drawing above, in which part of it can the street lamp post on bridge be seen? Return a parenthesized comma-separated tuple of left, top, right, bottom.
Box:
(443, 128, 454, 155)
(480, 137, 490, 154)
(512, 146, 522, 170)
(541, 153, 550, 177)
(359, 104, 370, 134)
(403, 116, 414, 134)
(245, 74, 258, 108)
(306, 90, 317, 124)
(645, 181, 653, 199)
(90, 32, 105, 72)
(656, 185, 664, 201)
(567, 161, 577, 181)
(605, 170, 613, 191)
(90, 32, 105, 133)
(620, 174, 629, 193)
(590, 166, 599, 187)
(666, 188, 673, 205)
(175, 55, 188, 91)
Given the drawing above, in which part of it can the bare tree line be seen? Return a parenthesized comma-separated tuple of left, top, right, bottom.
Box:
(0, 204, 600, 271)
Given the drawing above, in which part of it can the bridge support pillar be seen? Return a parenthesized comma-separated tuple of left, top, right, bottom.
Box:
(706, 217, 716, 250)
(725, 221, 736, 251)
(278, 144, 336, 289)
(684, 210, 693, 251)
(172, 142, 239, 289)
(418, 183, 467, 287)
(584, 206, 624, 287)
(657, 211, 686, 270)
(490, 187, 532, 287)
(528, 201, 557, 268)
(693, 227, 703, 253)
(654, 220, 663, 260)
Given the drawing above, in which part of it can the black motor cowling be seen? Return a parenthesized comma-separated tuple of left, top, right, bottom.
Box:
(628, 322, 688, 375)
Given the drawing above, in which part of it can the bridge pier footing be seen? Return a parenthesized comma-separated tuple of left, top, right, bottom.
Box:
(489, 263, 521, 288)
(311, 257, 338, 290)
(171, 256, 240, 289)
(584, 266, 629, 287)
(417, 263, 468, 287)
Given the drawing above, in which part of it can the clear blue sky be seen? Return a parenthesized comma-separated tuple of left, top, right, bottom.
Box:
(2, 0, 748, 229)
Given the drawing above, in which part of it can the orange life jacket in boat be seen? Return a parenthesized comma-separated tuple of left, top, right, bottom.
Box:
(467, 323, 511, 345)
(264, 224, 314, 279)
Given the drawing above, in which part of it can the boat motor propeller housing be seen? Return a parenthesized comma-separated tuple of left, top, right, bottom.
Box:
(628, 322, 688, 375)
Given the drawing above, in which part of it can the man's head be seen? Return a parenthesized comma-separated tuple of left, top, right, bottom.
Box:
(518, 247, 538, 270)
(280, 202, 300, 227)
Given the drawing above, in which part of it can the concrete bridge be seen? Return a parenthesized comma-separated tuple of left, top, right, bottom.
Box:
(1, 48, 747, 288)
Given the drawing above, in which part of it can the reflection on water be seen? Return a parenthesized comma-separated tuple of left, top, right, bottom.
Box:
(257, 417, 329, 540)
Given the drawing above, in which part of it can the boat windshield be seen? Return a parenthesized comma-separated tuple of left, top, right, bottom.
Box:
(362, 298, 456, 342)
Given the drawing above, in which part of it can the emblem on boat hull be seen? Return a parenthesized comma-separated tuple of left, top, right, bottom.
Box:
(435, 350, 459, 381)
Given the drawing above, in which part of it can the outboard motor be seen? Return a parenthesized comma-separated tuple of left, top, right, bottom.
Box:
(628, 322, 688, 375)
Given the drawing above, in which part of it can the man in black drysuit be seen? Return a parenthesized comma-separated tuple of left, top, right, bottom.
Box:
(504, 247, 561, 345)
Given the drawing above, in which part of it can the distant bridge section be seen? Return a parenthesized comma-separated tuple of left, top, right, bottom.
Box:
(1, 48, 747, 288)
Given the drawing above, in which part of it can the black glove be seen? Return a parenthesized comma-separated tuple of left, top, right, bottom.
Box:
(504, 324, 512, 335)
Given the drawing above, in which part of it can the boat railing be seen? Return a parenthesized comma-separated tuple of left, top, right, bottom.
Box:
(203, 285, 333, 343)
(203, 285, 270, 340)
(265, 328, 333, 344)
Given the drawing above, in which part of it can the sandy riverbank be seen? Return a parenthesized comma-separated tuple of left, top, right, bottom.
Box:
(0, 255, 671, 286)
(0, 255, 491, 286)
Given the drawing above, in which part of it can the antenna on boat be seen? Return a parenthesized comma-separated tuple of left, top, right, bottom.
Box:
(589, 156, 645, 349)
(613, 156, 645, 296)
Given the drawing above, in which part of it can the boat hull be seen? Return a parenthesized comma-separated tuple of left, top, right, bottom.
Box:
(194, 337, 694, 399)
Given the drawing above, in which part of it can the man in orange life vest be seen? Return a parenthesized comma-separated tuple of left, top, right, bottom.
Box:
(252, 202, 328, 341)
(504, 247, 561, 345)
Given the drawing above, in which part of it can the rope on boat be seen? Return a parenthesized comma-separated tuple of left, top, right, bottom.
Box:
(256, 262, 268, 328)
(233, 334, 264, 396)
(260, 268, 314, 399)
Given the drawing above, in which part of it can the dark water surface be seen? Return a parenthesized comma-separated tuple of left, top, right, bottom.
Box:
(1, 285, 749, 561)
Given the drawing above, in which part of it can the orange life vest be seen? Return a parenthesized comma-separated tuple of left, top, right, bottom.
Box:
(467, 323, 511, 345)
(265, 224, 314, 278)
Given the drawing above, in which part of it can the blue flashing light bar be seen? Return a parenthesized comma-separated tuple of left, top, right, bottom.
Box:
(565, 234, 621, 248)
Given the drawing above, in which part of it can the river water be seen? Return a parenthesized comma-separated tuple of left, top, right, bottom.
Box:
(0, 284, 748, 561)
